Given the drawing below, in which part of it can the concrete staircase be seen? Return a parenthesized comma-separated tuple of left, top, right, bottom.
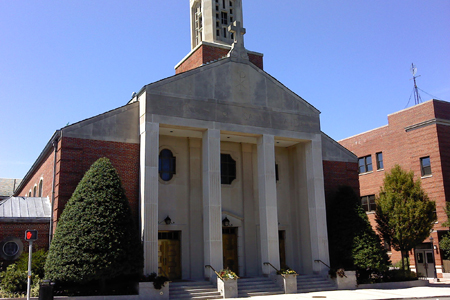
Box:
(237, 277, 284, 298)
(169, 281, 222, 300)
(297, 274, 336, 293)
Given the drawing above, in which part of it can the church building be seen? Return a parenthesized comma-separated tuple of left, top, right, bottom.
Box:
(7, 0, 358, 284)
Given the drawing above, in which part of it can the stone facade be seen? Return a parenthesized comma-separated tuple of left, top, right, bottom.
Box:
(339, 99, 450, 278)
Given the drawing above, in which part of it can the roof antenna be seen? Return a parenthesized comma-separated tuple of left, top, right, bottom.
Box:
(410, 63, 422, 105)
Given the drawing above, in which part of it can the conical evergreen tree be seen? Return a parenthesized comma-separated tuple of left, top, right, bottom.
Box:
(45, 157, 143, 284)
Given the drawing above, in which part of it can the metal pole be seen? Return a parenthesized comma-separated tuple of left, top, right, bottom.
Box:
(27, 241, 32, 300)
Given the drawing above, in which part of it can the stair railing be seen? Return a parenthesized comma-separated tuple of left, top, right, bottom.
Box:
(314, 259, 331, 269)
(263, 262, 280, 273)
(205, 265, 224, 282)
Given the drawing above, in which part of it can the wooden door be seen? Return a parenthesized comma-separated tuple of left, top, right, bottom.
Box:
(222, 227, 238, 275)
(158, 231, 181, 280)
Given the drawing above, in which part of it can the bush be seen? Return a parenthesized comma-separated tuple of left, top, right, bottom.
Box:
(15, 249, 48, 278)
(45, 158, 143, 291)
(0, 263, 40, 297)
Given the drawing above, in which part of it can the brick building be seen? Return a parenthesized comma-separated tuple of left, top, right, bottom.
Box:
(339, 99, 450, 278)
(3, 0, 359, 290)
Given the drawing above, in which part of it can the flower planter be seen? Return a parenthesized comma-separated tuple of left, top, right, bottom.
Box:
(275, 274, 297, 294)
(139, 282, 169, 300)
(217, 277, 238, 298)
(331, 270, 357, 290)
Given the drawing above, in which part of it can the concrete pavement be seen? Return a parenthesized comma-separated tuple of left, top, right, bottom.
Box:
(228, 280, 450, 300)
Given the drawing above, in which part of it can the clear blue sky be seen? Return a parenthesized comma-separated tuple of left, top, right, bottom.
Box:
(1, 0, 449, 179)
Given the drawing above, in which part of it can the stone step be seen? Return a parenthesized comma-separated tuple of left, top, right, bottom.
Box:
(170, 281, 222, 300)
(296, 274, 336, 293)
(238, 277, 284, 298)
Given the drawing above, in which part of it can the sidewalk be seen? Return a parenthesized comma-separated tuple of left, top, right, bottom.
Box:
(229, 280, 450, 300)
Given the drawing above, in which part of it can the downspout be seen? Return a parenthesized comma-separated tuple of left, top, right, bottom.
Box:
(49, 130, 60, 245)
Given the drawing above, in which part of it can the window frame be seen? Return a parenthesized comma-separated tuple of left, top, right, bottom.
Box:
(420, 156, 432, 177)
(361, 194, 376, 212)
(220, 153, 236, 185)
(358, 155, 373, 174)
(159, 149, 176, 182)
(376, 152, 384, 170)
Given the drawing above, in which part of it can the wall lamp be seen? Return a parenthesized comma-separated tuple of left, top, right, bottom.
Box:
(159, 216, 174, 225)
(222, 217, 232, 227)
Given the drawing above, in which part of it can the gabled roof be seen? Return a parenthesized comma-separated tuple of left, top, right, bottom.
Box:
(0, 178, 22, 197)
(0, 197, 51, 222)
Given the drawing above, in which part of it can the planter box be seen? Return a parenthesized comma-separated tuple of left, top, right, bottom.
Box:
(358, 279, 429, 289)
(217, 277, 238, 298)
(138, 282, 169, 300)
(274, 274, 297, 294)
(332, 270, 357, 290)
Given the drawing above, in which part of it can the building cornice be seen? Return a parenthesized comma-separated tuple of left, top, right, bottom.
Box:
(405, 118, 450, 132)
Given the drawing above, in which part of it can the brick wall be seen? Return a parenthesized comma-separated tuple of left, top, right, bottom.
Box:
(16, 150, 55, 199)
(0, 221, 50, 264)
(175, 43, 263, 74)
(322, 160, 360, 204)
(54, 137, 140, 226)
(339, 99, 450, 274)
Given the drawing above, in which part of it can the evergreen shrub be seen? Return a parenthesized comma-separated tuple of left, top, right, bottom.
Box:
(44, 157, 143, 294)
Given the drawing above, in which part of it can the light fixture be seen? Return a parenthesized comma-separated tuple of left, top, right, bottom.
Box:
(159, 216, 174, 225)
(222, 217, 231, 227)
(434, 245, 438, 251)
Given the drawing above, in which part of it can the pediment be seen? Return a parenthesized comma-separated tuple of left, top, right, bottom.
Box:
(144, 58, 321, 133)
(147, 58, 319, 117)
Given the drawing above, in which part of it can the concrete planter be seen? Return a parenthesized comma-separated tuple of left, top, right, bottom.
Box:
(138, 282, 169, 300)
(332, 270, 357, 290)
(217, 277, 238, 298)
(275, 274, 298, 294)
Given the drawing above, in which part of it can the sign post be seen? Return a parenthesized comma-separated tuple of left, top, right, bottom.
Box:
(25, 230, 38, 300)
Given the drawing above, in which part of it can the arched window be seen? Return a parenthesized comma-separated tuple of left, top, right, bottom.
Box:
(33, 186, 37, 197)
(159, 149, 176, 181)
(38, 179, 43, 197)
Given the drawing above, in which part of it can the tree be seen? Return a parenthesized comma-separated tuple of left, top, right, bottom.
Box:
(45, 157, 143, 286)
(327, 186, 390, 272)
(439, 203, 450, 260)
(375, 165, 436, 271)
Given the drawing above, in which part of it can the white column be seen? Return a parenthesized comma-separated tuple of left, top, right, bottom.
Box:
(202, 128, 223, 280)
(140, 121, 159, 275)
(257, 134, 280, 275)
(305, 136, 330, 275)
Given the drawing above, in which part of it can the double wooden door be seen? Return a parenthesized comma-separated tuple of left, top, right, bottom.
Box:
(158, 231, 181, 280)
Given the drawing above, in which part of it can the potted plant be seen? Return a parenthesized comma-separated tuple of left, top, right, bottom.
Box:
(217, 269, 238, 298)
(139, 273, 170, 299)
(275, 267, 298, 293)
(329, 268, 356, 290)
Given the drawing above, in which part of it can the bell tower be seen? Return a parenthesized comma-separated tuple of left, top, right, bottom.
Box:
(190, 0, 244, 49)
(176, 0, 263, 74)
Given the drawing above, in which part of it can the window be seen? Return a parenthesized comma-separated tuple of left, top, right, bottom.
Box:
(358, 155, 373, 173)
(420, 156, 432, 176)
(221, 12, 228, 25)
(38, 179, 43, 197)
(221, 154, 236, 184)
(194, 3, 203, 46)
(159, 149, 176, 181)
(3, 241, 19, 257)
(33, 185, 37, 197)
(376, 152, 384, 170)
(361, 195, 376, 212)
